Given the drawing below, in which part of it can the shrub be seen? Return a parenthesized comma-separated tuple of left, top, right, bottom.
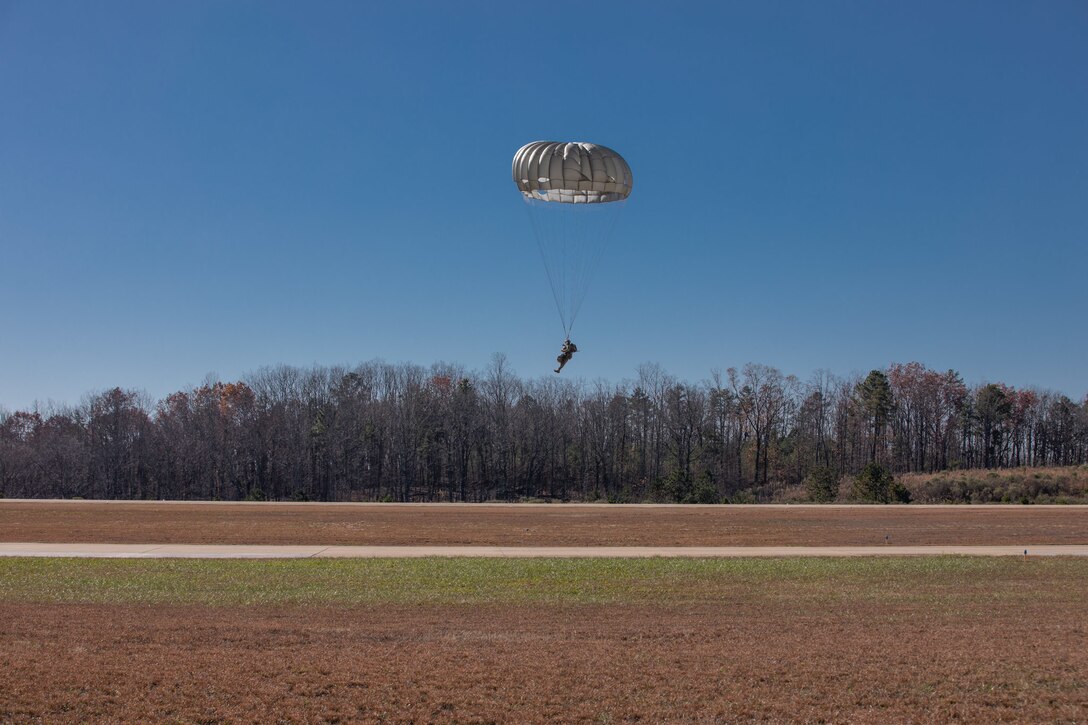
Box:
(644, 478, 669, 503)
(852, 463, 911, 504)
(727, 489, 758, 504)
(804, 466, 840, 502)
(684, 475, 721, 504)
(908, 467, 1088, 504)
(773, 484, 810, 504)
(607, 487, 635, 504)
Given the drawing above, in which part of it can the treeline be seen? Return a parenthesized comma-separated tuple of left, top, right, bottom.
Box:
(1, 358, 1086, 502)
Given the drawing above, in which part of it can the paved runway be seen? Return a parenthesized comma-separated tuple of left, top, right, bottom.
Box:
(2, 543, 1086, 558)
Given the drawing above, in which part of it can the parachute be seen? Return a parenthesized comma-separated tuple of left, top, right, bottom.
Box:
(512, 141, 632, 337)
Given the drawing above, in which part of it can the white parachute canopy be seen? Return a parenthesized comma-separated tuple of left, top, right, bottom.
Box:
(512, 141, 633, 336)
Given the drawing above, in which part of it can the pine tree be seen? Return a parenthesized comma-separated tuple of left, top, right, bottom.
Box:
(855, 370, 894, 462)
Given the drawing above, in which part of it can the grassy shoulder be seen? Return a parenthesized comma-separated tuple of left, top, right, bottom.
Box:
(2, 556, 1086, 607)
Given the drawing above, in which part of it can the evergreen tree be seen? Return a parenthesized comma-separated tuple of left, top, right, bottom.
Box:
(975, 384, 1011, 469)
(852, 462, 910, 503)
(804, 465, 839, 502)
(855, 370, 894, 462)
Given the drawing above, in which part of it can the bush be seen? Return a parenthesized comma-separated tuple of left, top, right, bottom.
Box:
(643, 470, 698, 503)
(804, 466, 840, 502)
(644, 478, 669, 503)
(905, 467, 1088, 504)
(684, 475, 721, 504)
(852, 463, 911, 504)
(664, 469, 693, 502)
(607, 486, 635, 504)
(773, 484, 810, 504)
(244, 487, 266, 502)
(727, 489, 758, 504)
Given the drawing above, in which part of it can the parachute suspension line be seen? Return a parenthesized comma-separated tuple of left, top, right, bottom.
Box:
(563, 202, 586, 333)
(524, 197, 570, 335)
(564, 200, 624, 334)
(559, 202, 573, 331)
(524, 196, 625, 338)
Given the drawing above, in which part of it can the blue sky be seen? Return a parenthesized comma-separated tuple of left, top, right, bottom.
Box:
(2, 0, 1086, 410)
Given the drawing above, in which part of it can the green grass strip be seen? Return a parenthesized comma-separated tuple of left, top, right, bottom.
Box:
(2, 556, 1086, 607)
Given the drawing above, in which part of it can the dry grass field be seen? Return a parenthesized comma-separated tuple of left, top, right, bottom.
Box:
(2, 557, 1087, 723)
(4, 503, 1087, 722)
(3, 500, 1088, 547)
(898, 466, 1088, 504)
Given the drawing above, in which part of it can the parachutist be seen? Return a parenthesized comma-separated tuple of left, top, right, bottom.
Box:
(554, 338, 577, 373)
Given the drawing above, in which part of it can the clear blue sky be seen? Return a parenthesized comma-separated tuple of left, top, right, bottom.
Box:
(2, 1, 1086, 411)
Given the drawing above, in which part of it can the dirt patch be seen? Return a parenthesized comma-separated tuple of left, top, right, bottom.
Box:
(3, 501, 1087, 546)
(3, 597, 1086, 723)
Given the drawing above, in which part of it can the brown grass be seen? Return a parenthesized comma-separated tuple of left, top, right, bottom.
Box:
(3, 500, 1087, 547)
(899, 466, 1088, 504)
(4, 579, 1087, 723)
